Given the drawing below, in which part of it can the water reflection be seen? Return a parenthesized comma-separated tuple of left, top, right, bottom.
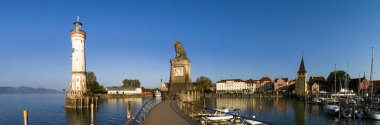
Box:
(293, 100, 306, 125)
(65, 108, 91, 125)
(65, 97, 145, 125)
(203, 97, 380, 125)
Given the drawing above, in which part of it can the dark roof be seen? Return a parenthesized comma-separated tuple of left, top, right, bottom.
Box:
(260, 77, 272, 82)
(217, 79, 244, 83)
(274, 78, 288, 82)
(350, 77, 367, 83)
(298, 57, 307, 73)
(311, 76, 325, 82)
(245, 79, 259, 83)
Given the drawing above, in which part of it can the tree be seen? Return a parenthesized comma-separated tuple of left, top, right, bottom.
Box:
(326, 70, 351, 92)
(195, 76, 212, 92)
(122, 79, 141, 88)
(86, 71, 104, 93)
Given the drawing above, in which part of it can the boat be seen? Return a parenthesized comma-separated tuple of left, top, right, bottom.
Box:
(309, 97, 324, 104)
(323, 102, 340, 115)
(200, 108, 239, 122)
(340, 106, 353, 118)
(330, 89, 356, 98)
(154, 90, 161, 97)
(240, 119, 266, 125)
(366, 48, 380, 120)
(366, 107, 380, 120)
(355, 110, 365, 119)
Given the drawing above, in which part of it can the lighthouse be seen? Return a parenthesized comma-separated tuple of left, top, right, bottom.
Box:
(66, 17, 90, 108)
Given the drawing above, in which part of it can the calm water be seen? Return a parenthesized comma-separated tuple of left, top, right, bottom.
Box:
(0, 94, 148, 125)
(2, 94, 380, 125)
(203, 97, 380, 125)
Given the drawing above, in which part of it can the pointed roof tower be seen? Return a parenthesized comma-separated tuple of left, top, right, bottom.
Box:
(298, 57, 307, 73)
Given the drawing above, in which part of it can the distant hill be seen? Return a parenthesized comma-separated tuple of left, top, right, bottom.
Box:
(0, 86, 62, 94)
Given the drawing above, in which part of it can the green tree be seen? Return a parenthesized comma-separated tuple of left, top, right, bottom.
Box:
(86, 71, 104, 93)
(326, 70, 351, 92)
(122, 79, 141, 88)
(195, 76, 212, 92)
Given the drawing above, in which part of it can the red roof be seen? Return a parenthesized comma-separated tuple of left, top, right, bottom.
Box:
(310, 76, 326, 82)
(274, 78, 288, 82)
(260, 77, 272, 82)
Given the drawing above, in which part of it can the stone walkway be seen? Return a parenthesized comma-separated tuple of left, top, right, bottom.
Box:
(143, 99, 197, 125)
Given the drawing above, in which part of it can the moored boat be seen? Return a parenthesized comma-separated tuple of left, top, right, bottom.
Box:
(366, 107, 380, 120)
(323, 102, 340, 115)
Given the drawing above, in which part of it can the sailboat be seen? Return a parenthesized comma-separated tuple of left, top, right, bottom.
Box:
(324, 64, 340, 115)
(365, 47, 380, 120)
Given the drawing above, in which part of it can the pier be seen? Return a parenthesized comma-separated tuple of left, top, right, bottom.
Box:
(143, 99, 198, 125)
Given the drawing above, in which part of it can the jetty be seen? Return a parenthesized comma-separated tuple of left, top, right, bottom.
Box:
(143, 99, 199, 125)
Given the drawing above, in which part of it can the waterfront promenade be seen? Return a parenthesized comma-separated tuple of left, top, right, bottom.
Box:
(143, 99, 199, 125)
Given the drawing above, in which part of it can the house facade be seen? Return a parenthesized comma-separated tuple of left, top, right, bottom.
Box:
(274, 78, 289, 92)
(106, 87, 142, 95)
(308, 76, 327, 95)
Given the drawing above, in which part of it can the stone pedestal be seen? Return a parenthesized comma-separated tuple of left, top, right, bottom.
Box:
(169, 58, 192, 93)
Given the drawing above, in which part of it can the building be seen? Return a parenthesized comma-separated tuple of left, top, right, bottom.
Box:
(65, 17, 91, 108)
(274, 78, 289, 93)
(350, 77, 369, 95)
(106, 87, 142, 95)
(260, 77, 273, 92)
(160, 80, 169, 92)
(216, 79, 247, 93)
(245, 79, 258, 93)
(295, 57, 308, 96)
(308, 76, 327, 95)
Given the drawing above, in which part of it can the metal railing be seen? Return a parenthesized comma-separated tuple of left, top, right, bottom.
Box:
(125, 98, 162, 125)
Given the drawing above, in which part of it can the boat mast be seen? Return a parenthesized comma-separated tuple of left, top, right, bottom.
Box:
(335, 63, 337, 94)
(347, 60, 349, 90)
(370, 47, 374, 98)
(359, 72, 361, 96)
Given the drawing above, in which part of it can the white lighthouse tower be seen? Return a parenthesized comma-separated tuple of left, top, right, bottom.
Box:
(66, 17, 89, 108)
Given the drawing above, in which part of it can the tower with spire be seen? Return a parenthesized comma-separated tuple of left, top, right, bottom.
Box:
(295, 56, 308, 97)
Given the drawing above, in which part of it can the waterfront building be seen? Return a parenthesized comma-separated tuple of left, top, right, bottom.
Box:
(245, 79, 258, 93)
(65, 17, 91, 108)
(105, 87, 142, 95)
(350, 77, 369, 95)
(260, 77, 273, 92)
(295, 57, 308, 96)
(216, 79, 247, 93)
(308, 76, 327, 95)
(274, 78, 289, 93)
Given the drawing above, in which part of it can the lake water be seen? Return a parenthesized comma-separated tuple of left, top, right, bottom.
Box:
(202, 97, 380, 125)
(0, 94, 148, 125)
(2, 94, 380, 125)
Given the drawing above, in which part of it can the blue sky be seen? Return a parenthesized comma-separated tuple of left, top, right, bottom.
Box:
(1, 0, 380, 90)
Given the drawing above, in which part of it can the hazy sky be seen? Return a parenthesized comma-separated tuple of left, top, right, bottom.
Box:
(1, 0, 380, 90)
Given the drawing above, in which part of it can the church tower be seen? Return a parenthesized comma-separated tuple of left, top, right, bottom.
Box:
(66, 17, 88, 108)
(295, 57, 308, 96)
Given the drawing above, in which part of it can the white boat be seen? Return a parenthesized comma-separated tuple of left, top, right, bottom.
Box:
(330, 89, 356, 98)
(240, 119, 266, 125)
(366, 107, 380, 120)
(309, 97, 324, 104)
(323, 102, 340, 115)
(200, 108, 238, 122)
(154, 90, 161, 97)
